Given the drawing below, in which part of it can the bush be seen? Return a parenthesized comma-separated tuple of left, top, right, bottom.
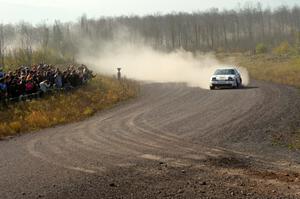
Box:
(256, 43, 268, 54)
(9, 121, 22, 133)
(272, 41, 292, 55)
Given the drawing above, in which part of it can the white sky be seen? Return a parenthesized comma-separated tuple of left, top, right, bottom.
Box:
(0, 0, 299, 24)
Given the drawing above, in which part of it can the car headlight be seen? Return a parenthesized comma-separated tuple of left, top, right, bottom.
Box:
(212, 77, 217, 81)
(228, 77, 234, 81)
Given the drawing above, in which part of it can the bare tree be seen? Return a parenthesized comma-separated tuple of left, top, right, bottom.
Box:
(0, 24, 4, 67)
(1, 3, 300, 64)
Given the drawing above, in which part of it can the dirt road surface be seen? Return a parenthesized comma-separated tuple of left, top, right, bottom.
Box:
(1, 80, 300, 199)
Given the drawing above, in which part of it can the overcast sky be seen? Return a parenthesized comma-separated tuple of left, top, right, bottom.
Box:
(0, 0, 299, 24)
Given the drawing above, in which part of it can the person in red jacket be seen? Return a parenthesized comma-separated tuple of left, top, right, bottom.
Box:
(25, 79, 34, 94)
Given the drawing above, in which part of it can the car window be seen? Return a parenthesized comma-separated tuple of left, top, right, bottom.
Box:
(214, 69, 236, 75)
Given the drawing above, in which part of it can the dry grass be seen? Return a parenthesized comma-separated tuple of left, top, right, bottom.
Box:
(219, 53, 300, 88)
(0, 76, 138, 139)
(272, 130, 300, 150)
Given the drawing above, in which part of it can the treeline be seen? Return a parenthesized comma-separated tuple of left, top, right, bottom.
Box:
(1, 3, 300, 67)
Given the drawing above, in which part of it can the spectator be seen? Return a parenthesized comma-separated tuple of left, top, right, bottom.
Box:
(0, 68, 5, 79)
(18, 76, 27, 96)
(54, 70, 63, 89)
(39, 80, 51, 94)
(25, 79, 34, 94)
(0, 64, 94, 102)
(8, 78, 19, 99)
(0, 78, 7, 100)
(62, 70, 72, 89)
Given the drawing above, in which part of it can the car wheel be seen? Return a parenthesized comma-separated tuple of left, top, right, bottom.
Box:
(210, 86, 215, 90)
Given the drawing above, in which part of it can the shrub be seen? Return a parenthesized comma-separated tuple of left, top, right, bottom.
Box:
(0, 123, 12, 137)
(83, 107, 94, 116)
(25, 111, 50, 129)
(9, 121, 22, 133)
(256, 43, 268, 54)
(273, 41, 292, 55)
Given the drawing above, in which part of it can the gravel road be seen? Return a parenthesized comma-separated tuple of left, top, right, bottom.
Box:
(1, 80, 300, 198)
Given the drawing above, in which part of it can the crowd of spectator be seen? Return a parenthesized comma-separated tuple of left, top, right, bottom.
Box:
(0, 64, 95, 102)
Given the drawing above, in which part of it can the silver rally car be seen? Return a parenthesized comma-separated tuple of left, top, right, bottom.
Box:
(210, 67, 242, 90)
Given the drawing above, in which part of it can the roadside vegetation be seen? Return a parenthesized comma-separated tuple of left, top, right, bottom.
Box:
(219, 52, 300, 88)
(272, 130, 300, 150)
(237, 54, 300, 88)
(290, 131, 300, 150)
(217, 40, 300, 88)
(0, 76, 138, 139)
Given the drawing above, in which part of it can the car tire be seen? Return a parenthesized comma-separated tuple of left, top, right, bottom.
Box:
(210, 86, 215, 90)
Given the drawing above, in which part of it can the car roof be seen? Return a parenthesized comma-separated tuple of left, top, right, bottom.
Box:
(215, 67, 237, 70)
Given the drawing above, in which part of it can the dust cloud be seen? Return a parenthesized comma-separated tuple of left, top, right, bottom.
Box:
(78, 42, 249, 89)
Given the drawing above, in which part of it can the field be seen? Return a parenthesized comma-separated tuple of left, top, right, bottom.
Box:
(220, 53, 300, 89)
(0, 76, 138, 139)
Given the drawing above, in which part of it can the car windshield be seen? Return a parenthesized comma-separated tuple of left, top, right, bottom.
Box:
(214, 69, 236, 75)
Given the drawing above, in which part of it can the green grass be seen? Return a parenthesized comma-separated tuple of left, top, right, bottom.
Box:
(0, 76, 138, 139)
